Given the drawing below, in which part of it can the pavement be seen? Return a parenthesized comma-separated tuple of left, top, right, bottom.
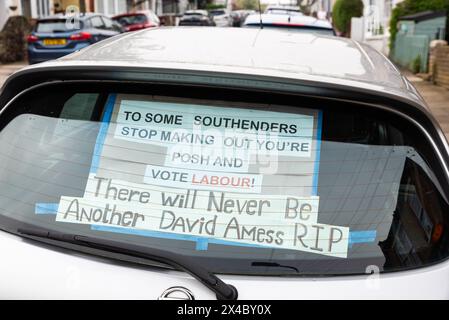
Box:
(0, 62, 448, 137)
(403, 70, 449, 137)
(0, 61, 28, 88)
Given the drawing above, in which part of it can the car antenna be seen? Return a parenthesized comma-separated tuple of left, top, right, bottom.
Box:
(258, 0, 263, 29)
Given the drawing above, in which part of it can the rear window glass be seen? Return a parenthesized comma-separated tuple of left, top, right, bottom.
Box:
(244, 24, 335, 36)
(1, 86, 449, 276)
(114, 14, 148, 25)
(36, 20, 82, 33)
(185, 11, 206, 16)
(210, 10, 226, 16)
(265, 9, 303, 15)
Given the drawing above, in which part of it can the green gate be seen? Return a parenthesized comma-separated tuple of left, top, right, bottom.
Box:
(393, 33, 429, 73)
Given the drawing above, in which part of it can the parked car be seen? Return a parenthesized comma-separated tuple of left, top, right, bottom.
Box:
(243, 13, 335, 36)
(209, 9, 233, 27)
(27, 13, 123, 64)
(178, 10, 215, 26)
(112, 10, 160, 32)
(2, 27, 449, 299)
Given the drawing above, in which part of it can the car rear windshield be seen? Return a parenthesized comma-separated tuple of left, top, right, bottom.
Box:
(244, 24, 335, 36)
(266, 9, 303, 15)
(0, 84, 448, 276)
(185, 12, 206, 16)
(35, 19, 82, 33)
(210, 10, 226, 16)
(114, 14, 148, 25)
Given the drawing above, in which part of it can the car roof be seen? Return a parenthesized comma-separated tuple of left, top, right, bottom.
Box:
(22, 27, 417, 103)
(244, 13, 333, 29)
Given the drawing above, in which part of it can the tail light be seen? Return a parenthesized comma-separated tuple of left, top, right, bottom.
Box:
(144, 23, 157, 28)
(432, 224, 444, 243)
(69, 32, 92, 41)
(27, 34, 38, 43)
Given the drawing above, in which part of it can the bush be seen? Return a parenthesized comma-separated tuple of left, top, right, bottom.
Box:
(389, 0, 449, 52)
(205, 4, 225, 10)
(0, 16, 32, 63)
(332, 0, 364, 37)
(234, 0, 258, 11)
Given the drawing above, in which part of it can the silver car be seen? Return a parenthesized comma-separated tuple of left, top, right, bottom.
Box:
(0, 27, 449, 299)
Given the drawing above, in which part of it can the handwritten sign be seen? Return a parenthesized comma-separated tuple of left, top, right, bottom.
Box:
(55, 174, 349, 258)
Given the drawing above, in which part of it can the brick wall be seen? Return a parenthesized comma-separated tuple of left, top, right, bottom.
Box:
(434, 45, 449, 89)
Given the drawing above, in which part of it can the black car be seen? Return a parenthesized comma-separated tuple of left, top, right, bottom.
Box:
(179, 10, 215, 26)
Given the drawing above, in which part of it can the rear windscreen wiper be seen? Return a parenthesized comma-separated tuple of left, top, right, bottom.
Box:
(17, 227, 238, 300)
(252, 261, 299, 273)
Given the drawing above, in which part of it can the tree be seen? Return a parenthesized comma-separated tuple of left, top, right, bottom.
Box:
(234, 0, 259, 11)
(332, 0, 364, 37)
(389, 0, 449, 52)
(295, 0, 318, 15)
(0, 16, 32, 63)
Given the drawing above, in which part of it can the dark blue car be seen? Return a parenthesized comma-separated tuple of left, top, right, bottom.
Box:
(27, 13, 123, 64)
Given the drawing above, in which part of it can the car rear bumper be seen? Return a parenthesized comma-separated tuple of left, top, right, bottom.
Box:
(214, 19, 231, 27)
(27, 43, 90, 64)
(1, 229, 449, 299)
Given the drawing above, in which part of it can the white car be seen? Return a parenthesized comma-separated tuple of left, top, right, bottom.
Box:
(209, 9, 233, 27)
(1, 27, 449, 300)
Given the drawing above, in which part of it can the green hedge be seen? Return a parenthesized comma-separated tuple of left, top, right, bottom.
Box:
(205, 4, 225, 10)
(332, 0, 364, 37)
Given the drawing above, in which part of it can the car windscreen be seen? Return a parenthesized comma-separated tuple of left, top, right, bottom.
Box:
(1, 84, 449, 276)
(35, 19, 83, 33)
(114, 14, 148, 26)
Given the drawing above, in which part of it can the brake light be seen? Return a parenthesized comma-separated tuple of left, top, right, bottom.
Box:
(27, 34, 38, 43)
(272, 23, 305, 27)
(432, 224, 443, 243)
(69, 32, 92, 41)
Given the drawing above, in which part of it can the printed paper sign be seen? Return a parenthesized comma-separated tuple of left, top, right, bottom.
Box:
(144, 165, 264, 193)
(96, 96, 321, 197)
(112, 99, 316, 173)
